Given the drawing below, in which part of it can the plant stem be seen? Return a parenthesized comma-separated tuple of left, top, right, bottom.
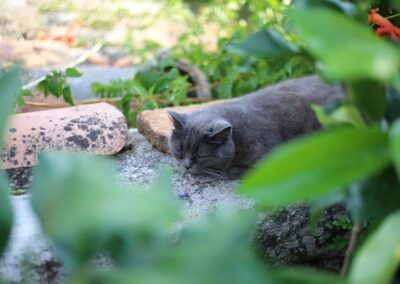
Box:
(341, 223, 362, 276)
(386, 13, 400, 20)
(23, 96, 213, 108)
(22, 43, 103, 90)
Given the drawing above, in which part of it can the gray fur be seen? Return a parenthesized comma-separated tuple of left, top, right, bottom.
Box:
(168, 75, 344, 179)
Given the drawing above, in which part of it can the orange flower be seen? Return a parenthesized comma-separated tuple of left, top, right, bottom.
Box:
(368, 8, 400, 41)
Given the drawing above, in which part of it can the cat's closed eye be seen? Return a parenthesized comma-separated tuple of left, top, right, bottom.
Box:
(196, 155, 209, 159)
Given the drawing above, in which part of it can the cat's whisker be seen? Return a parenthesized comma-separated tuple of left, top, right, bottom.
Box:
(202, 168, 228, 180)
(201, 168, 219, 179)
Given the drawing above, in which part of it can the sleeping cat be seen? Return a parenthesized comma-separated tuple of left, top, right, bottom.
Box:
(168, 75, 344, 179)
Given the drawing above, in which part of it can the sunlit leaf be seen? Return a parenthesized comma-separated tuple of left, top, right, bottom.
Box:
(290, 8, 400, 82)
(65, 67, 83, 78)
(349, 211, 400, 284)
(311, 104, 366, 129)
(239, 128, 390, 208)
(226, 29, 298, 59)
(62, 86, 75, 106)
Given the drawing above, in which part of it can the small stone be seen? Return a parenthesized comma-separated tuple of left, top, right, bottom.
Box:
(137, 101, 221, 153)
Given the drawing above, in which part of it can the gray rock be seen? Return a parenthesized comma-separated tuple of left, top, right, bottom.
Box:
(255, 205, 349, 272)
(5, 167, 33, 190)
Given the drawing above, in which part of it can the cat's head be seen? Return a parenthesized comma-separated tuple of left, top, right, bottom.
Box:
(168, 111, 235, 175)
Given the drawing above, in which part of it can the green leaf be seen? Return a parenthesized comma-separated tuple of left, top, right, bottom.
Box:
(65, 67, 83, 78)
(239, 128, 390, 208)
(275, 267, 347, 284)
(390, 118, 400, 176)
(48, 76, 63, 97)
(0, 68, 18, 255)
(62, 86, 75, 106)
(31, 153, 179, 268)
(349, 211, 400, 284)
(347, 81, 386, 122)
(311, 104, 366, 129)
(0, 67, 21, 134)
(385, 87, 400, 124)
(294, 0, 356, 15)
(226, 29, 298, 59)
(289, 8, 400, 82)
(346, 167, 400, 223)
(37, 80, 49, 96)
(0, 176, 13, 256)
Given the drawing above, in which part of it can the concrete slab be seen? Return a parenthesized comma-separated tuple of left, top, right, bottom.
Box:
(67, 65, 137, 100)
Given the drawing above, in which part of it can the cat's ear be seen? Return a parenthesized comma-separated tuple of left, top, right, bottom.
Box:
(207, 121, 232, 144)
(168, 111, 186, 131)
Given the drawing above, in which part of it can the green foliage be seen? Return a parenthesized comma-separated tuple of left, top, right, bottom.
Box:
(332, 215, 353, 230)
(346, 168, 400, 223)
(294, 0, 357, 15)
(30, 152, 343, 283)
(289, 8, 400, 82)
(236, 2, 400, 283)
(0, 68, 22, 133)
(347, 81, 386, 122)
(226, 29, 298, 59)
(390, 119, 400, 175)
(92, 62, 191, 125)
(3, 1, 400, 283)
(0, 177, 13, 256)
(37, 67, 82, 106)
(16, 89, 34, 107)
(239, 128, 389, 208)
(349, 211, 400, 284)
(311, 104, 366, 129)
(0, 68, 19, 256)
(31, 153, 179, 268)
(90, 0, 315, 125)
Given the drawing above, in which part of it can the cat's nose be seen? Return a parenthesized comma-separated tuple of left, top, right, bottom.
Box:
(183, 158, 194, 169)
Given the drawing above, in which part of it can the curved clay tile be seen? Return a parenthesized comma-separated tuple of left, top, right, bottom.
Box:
(1, 103, 127, 170)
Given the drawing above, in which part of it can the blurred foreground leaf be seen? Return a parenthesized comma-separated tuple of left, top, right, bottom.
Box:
(0, 68, 21, 134)
(290, 8, 400, 82)
(294, 0, 356, 15)
(0, 177, 13, 256)
(347, 81, 386, 122)
(346, 167, 400, 223)
(31, 153, 179, 268)
(389, 118, 400, 176)
(239, 128, 389, 208)
(311, 104, 366, 129)
(84, 210, 345, 284)
(0, 68, 20, 255)
(349, 210, 400, 284)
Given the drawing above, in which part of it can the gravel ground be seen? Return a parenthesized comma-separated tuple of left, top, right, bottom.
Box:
(114, 129, 254, 221)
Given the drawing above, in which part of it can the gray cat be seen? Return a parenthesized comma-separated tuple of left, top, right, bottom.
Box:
(168, 76, 344, 179)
